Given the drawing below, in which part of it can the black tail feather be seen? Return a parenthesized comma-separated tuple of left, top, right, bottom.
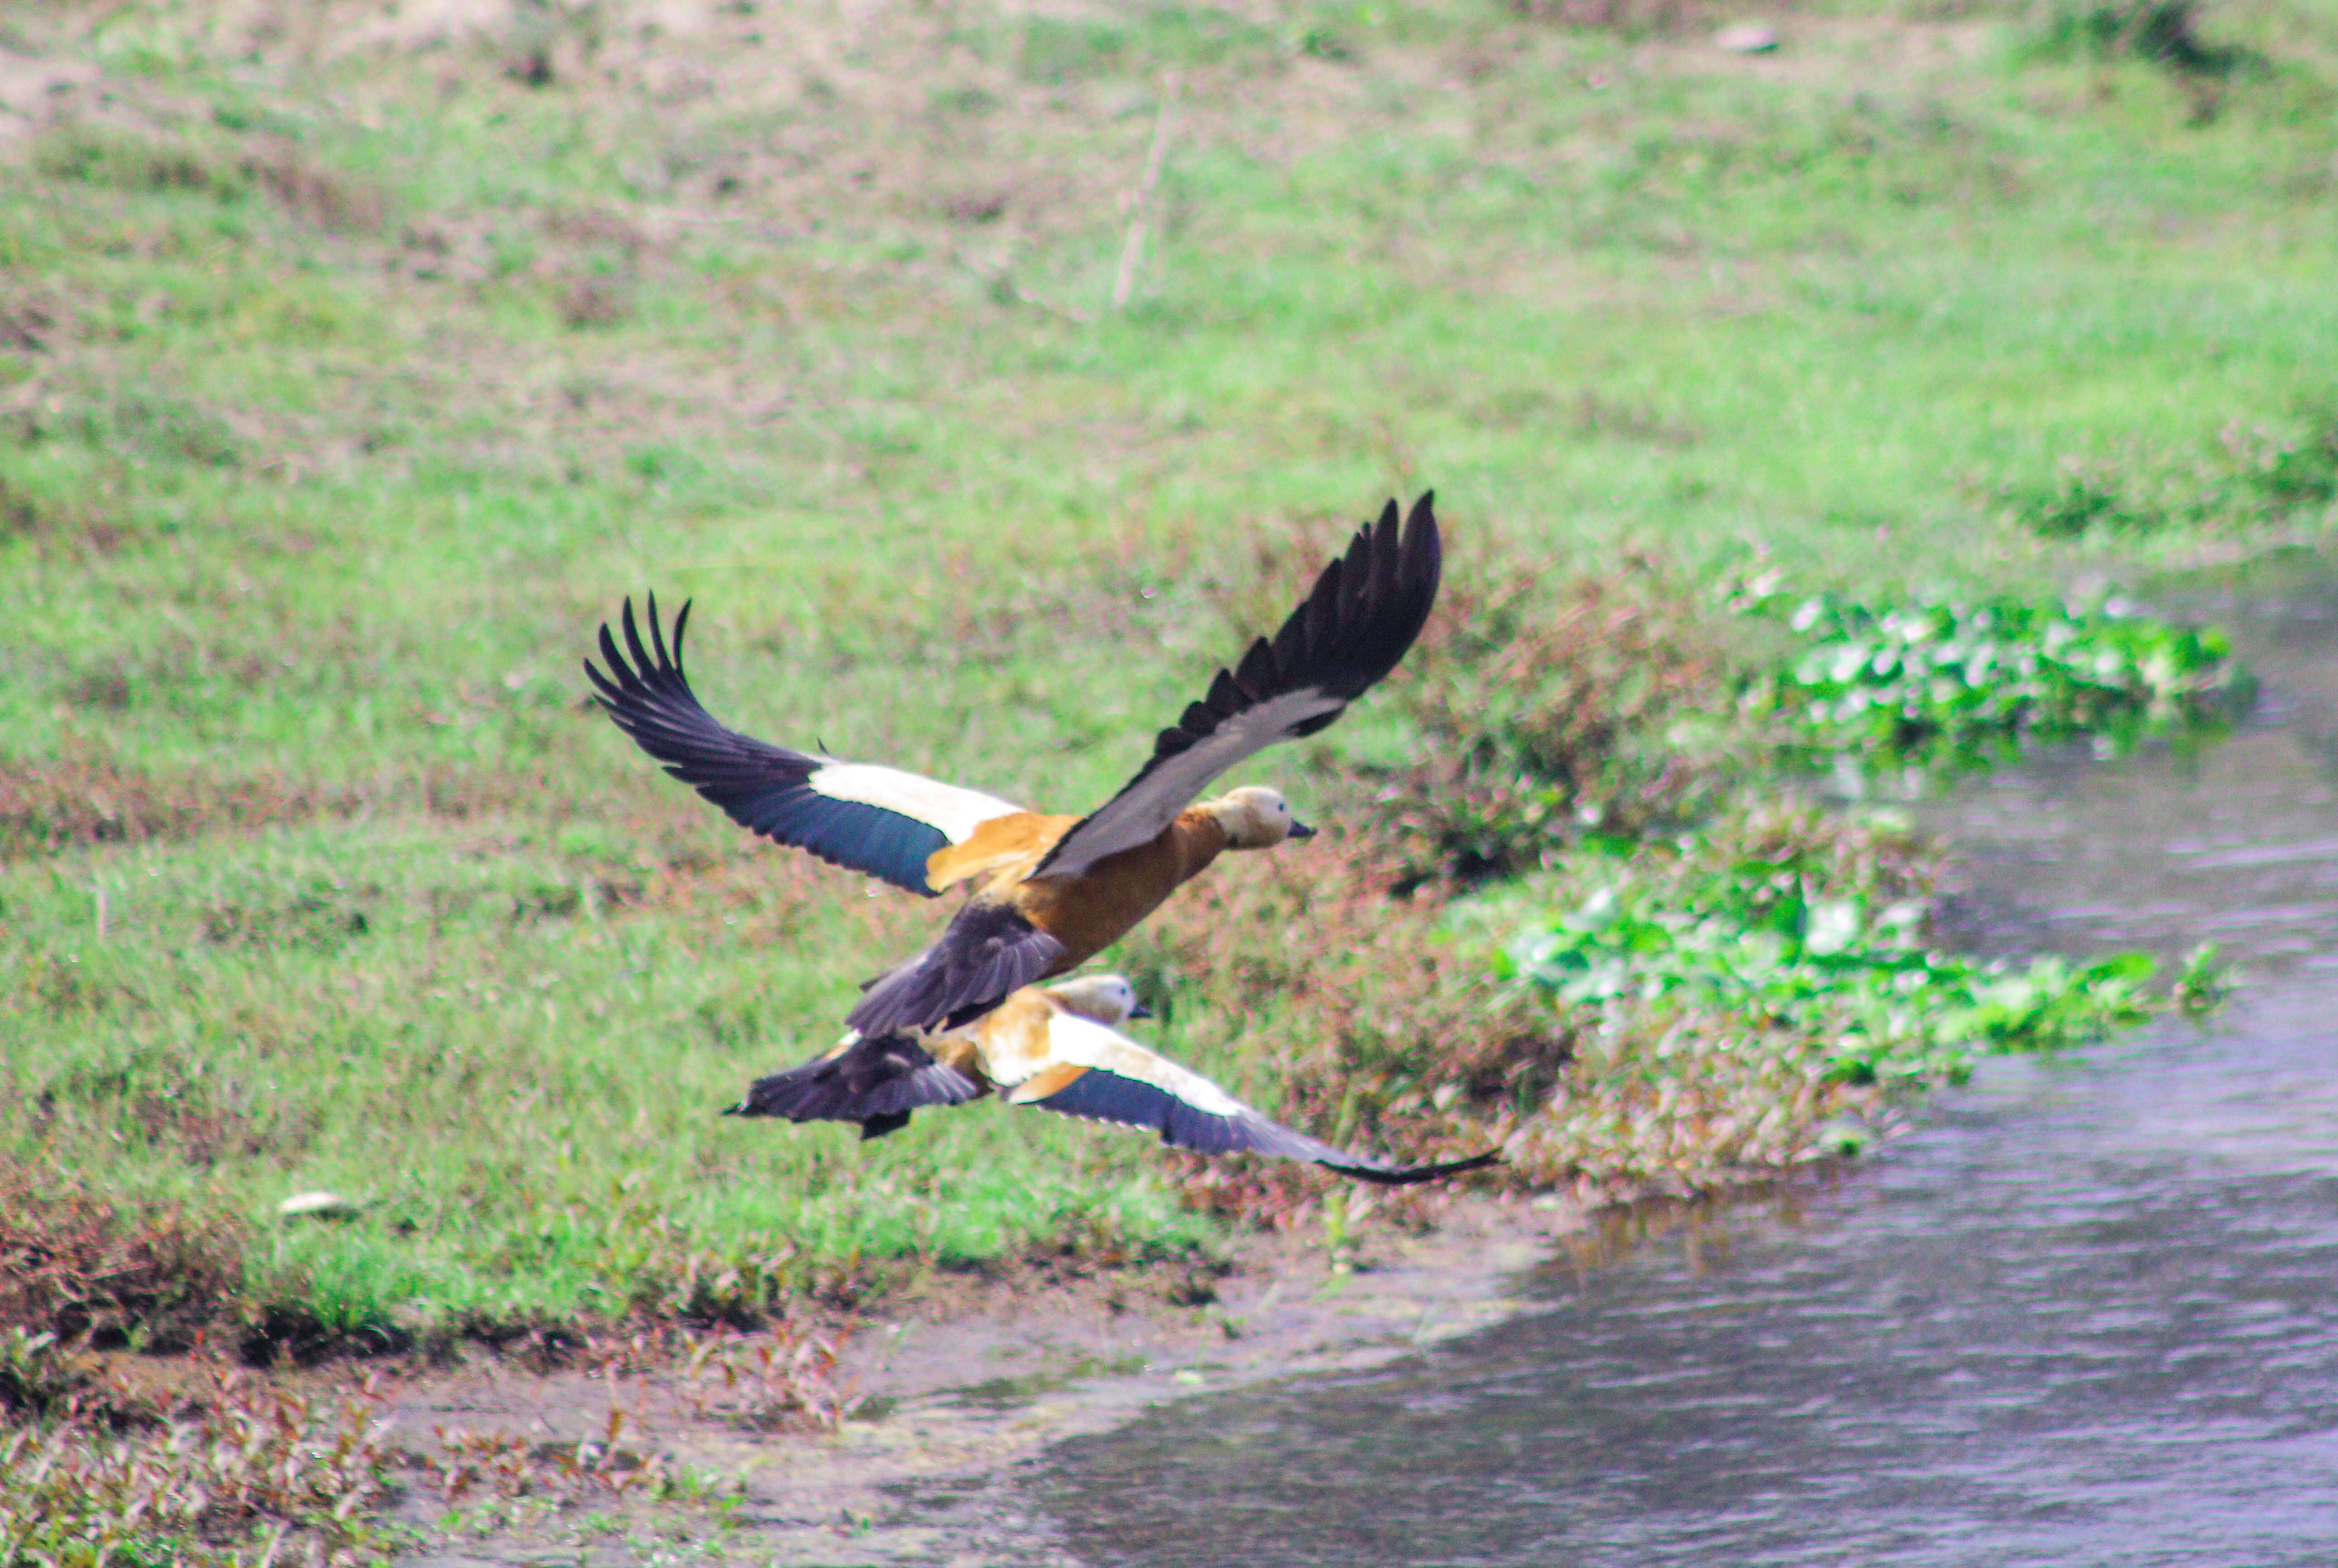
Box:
(1026, 1067, 1502, 1184)
(728, 1034, 980, 1131)
(847, 900, 1065, 1039)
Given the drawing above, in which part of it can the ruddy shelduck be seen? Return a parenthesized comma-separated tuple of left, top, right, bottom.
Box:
(728, 974, 1499, 1184)
(588, 493, 1442, 1038)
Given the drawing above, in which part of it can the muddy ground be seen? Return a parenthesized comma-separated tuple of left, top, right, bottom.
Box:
(380, 1194, 1591, 1565)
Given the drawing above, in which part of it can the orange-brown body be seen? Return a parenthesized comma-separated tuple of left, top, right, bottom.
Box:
(924, 807, 1234, 976)
(924, 987, 1052, 1093)
(922, 812, 1079, 892)
(863, 984, 1118, 1103)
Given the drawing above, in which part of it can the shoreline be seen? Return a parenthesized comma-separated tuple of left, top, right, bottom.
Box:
(384, 1194, 1591, 1564)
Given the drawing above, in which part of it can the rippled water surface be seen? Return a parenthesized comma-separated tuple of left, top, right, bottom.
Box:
(1025, 563, 2338, 1567)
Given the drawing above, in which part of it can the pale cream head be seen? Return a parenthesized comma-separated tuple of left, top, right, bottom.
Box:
(1207, 785, 1317, 850)
(1045, 973, 1145, 1026)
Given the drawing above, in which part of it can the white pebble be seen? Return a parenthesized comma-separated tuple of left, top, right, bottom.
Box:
(278, 1190, 359, 1219)
(1715, 24, 1780, 53)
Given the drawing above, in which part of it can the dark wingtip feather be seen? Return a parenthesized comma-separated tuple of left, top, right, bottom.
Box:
(1296, 489, 1441, 703)
(1029, 489, 1448, 878)
(646, 588, 671, 666)
(1328, 1147, 1502, 1186)
(1401, 491, 1442, 600)
(584, 592, 957, 895)
(621, 595, 656, 677)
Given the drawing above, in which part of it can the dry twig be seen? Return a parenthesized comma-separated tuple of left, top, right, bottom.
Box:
(1112, 73, 1179, 312)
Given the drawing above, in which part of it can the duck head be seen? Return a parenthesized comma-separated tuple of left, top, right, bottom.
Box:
(1208, 785, 1317, 850)
(1045, 973, 1153, 1025)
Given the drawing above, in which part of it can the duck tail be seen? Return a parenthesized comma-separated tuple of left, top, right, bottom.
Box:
(728, 1034, 982, 1135)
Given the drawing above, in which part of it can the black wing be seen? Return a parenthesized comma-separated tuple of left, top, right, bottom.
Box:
(1033, 493, 1443, 881)
(844, 899, 1068, 1039)
(1029, 1067, 1501, 1185)
(727, 1033, 981, 1141)
(585, 595, 1027, 895)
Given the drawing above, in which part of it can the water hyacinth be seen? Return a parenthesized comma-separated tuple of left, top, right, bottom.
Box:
(1733, 583, 2247, 772)
(1498, 855, 2162, 1090)
(1439, 801, 2223, 1196)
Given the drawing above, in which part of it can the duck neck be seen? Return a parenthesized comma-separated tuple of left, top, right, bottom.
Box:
(1170, 807, 1234, 882)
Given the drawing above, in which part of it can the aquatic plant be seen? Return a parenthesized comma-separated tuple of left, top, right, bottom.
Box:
(1471, 803, 2195, 1192)
(1496, 829, 2161, 1090)
(1735, 584, 2244, 773)
(2172, 941, 2237, 1017)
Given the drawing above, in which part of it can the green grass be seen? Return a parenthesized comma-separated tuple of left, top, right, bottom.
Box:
(5, 820, 1217, 1341)
(1, 0, 2331, 1348)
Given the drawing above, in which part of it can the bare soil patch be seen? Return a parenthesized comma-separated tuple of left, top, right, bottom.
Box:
(369, 1195, 1581, 1564)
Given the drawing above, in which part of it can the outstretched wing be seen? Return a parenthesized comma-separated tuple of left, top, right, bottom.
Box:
(845, 899, 1066, 1039)
(1009, 1012, 1499, 1185)
(726, 1032, 981, 1141)
(1032, 493, 1442, 883)
(586, 595, 1030, 895)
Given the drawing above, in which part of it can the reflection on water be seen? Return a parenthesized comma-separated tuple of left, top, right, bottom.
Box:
(1029, 561, 2338, 1568)
(1934, 561, 2338, 974)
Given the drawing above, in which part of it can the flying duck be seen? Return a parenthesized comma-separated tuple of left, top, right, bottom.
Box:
(729, 974, 1500, 1185)
(587, 493, 1442, 1038)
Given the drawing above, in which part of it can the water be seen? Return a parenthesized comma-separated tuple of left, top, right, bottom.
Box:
(1025, 561, 2338, 1567)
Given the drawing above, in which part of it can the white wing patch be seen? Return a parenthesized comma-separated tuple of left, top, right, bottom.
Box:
(1037, 686, 1345, 880)
(808, 763, 1027, 844)
(1040, 1012, 1248, 1117)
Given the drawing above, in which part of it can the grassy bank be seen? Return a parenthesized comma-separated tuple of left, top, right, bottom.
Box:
(1, 0, 2331, 1396)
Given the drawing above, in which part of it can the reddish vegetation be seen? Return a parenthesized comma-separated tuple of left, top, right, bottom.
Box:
(1, 1336, 393, 1566)
(0, 1311, 877, 1563)
(241, 140, 389, 234)
(1387, 555, 1736, 884)
(0, 743, 305, 858)
(0, 1175, 249, 1351)
(416, 1319, 864, 1508)
(0, 738, 573, 859)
